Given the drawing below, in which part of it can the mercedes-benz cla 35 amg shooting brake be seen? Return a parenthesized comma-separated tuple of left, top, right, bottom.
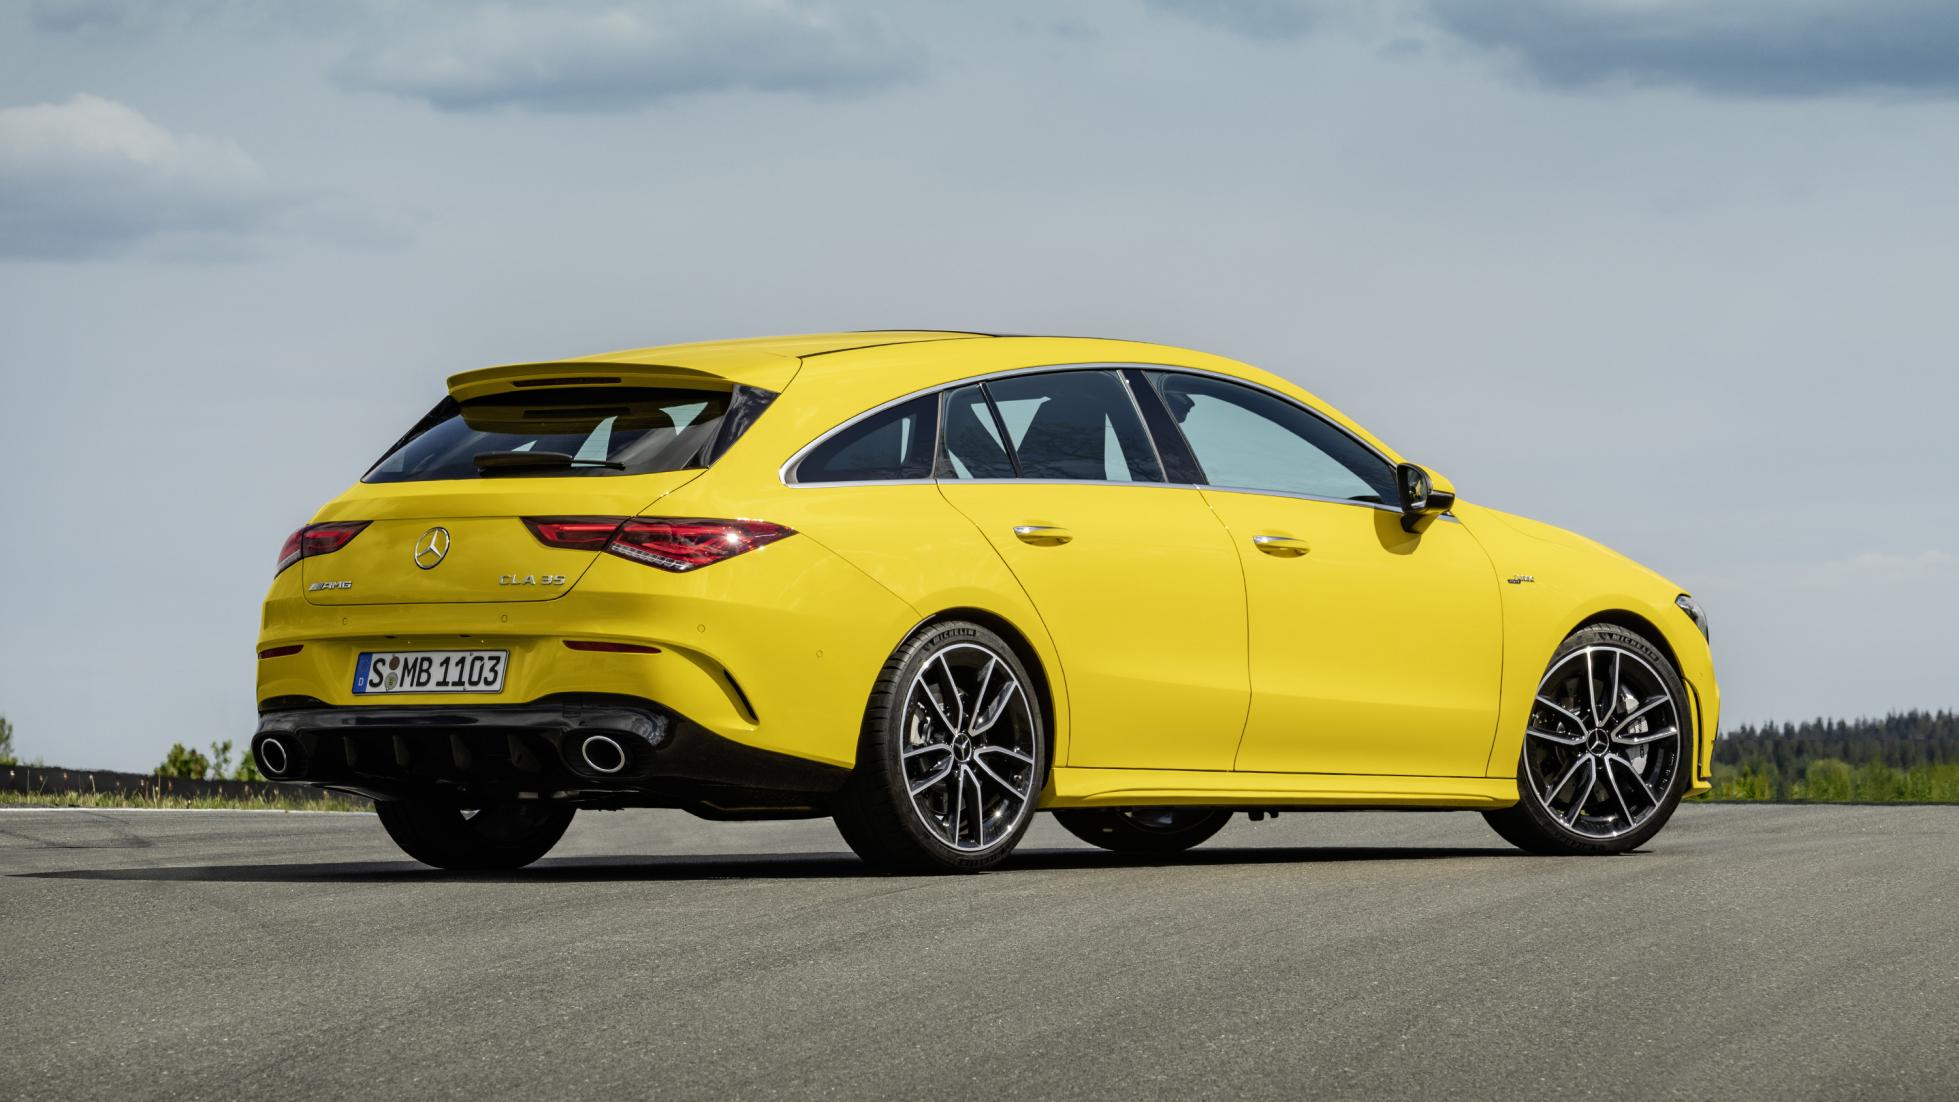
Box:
(255, 332, 1718, 872)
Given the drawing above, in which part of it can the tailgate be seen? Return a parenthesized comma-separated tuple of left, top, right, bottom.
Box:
(302, 471, 700, 605)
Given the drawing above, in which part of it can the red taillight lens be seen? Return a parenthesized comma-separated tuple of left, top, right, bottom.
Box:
(607, 518, 795, 572)
(524, 517, 626, 550)
(258, 644, 304, 659)
(521, 516, 793, 571)
(275, 521, 370, 575)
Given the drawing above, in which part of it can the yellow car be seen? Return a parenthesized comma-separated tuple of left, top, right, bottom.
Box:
(254, 332, 1718, 872)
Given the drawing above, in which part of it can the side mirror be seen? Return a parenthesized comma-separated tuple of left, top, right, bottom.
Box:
(1396, 463, 1456, 533)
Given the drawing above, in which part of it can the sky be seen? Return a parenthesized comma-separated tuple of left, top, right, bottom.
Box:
(2, 0, 1957, 771)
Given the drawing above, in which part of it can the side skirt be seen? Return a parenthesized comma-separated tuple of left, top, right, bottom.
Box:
(1044, 767, 1518, 810)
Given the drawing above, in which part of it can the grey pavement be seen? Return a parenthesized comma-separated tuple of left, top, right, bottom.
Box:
(2, 803, 1955, 1100)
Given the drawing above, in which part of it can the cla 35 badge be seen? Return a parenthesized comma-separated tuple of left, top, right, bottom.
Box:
(500, 574, 567, 586)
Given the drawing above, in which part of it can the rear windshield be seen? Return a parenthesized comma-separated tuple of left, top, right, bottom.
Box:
(364, 386, 766, 483)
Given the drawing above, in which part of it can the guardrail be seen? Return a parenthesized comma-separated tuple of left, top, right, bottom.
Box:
(0, 765, 363, 805)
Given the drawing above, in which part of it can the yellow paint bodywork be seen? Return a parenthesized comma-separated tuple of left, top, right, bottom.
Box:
(259, 332, 1718, 807)
(934, 482, 1250, 772)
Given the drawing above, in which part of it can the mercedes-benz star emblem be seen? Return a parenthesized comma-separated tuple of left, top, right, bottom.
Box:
(413, 526, 451, 570)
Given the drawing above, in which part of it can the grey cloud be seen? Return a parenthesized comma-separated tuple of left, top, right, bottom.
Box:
(1423, 0, 1959, 98)
(0, 94, 404, 261)
(1144, 0, 1325, 40)
(1144, 1, 1959, 100)
(26, 0, 253, 37)
(333, 1, 922, 113)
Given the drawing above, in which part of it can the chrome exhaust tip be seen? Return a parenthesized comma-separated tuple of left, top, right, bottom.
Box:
(258, 737, 291, 778)
(579, 734, 627, 775)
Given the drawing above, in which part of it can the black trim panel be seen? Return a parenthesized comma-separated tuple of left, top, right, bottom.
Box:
(252, 693, 847, 816)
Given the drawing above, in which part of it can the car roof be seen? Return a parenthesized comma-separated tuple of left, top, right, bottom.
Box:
(447, 331, 994, 398)
(445, 331, 1401, 464)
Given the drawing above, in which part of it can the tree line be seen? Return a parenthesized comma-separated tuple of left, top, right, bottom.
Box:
(1710, 710, 1959, 802)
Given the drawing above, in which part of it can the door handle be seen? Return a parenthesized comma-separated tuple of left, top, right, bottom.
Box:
(1251, 534, 1310, 556)
(1013, 525, 1074, 545)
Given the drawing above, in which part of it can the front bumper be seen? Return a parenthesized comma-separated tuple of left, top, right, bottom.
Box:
(253, 693, 847, 818)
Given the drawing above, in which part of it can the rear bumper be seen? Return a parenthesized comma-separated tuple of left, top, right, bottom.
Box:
(252, 693, 847, 818)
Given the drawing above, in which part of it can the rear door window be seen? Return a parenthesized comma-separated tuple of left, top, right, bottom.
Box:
(938, 384, 1016, 478)
(983, 371, 1163, 483)
(365, 386, 742, 483)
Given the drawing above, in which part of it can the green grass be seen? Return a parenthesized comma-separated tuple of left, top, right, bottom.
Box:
(1706, 759, 1959, 803)
(0, 788, 370, 812)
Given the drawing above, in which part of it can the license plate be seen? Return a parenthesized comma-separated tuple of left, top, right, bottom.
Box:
(354, 650, 507, 695)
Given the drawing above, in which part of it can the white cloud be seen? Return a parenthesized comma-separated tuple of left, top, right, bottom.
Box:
(0, 94, 403, 261)
(334, 0, 922, 113)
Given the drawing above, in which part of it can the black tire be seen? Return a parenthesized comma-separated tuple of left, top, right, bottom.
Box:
(832, 620, 1047, 873)
(1052, 807, 1233, 854)
(374, 801, 576, 871)
(1483, 624, 1691, 856)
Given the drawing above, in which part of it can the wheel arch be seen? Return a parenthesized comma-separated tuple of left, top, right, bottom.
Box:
(1573, 608, 1680, 676)
(906, 606, 1060, 770)
(1570, 607, 1711, 780)
(1485, 597, 1697, 783)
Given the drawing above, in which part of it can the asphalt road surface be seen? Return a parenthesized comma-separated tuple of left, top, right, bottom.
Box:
(4, 803, 1955, 1101)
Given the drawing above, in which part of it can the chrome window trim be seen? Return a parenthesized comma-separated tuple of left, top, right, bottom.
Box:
(1201, 484, 1400, 513)
(794, 479, 1201, 490)
(924, 477, 1197, 489)
(781, 362, 1403, 506)
(1198, 483, 1460, 522)
(787, 478, 944, 489)
(778, 476, 1454, 520)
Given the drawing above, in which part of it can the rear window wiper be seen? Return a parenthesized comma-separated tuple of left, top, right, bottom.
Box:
(473, 450, 625, 473)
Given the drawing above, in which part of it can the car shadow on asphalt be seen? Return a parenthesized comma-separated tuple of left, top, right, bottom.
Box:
(12, 844, 1525, 884)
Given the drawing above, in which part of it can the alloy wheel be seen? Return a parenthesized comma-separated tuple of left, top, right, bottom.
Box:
(1524, 644, 1683, 840)
(900, 642, 1040, 853)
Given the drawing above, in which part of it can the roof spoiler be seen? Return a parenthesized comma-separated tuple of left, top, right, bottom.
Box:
(447, 359, 797, 402)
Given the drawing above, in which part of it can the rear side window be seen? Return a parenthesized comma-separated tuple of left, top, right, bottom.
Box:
(794, 395, 937, 483)
(984, 371, 1163, 483)
(365, 386, 748, 483)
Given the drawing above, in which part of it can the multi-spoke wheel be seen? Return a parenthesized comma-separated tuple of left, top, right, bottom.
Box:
(1053, 807, 1233, 854)
(1484, 624, 1690, 855)
(832, 620, 1046, 873)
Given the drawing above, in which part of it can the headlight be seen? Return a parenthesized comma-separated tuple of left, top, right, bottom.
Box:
(1675, 594, 1709, 641)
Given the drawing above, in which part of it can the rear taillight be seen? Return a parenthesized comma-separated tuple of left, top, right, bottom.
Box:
(608, 518, 795, 571)
(524, 517, 625, 551)
(523, 516, 794, 572)
(275, 521, 370, 576)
